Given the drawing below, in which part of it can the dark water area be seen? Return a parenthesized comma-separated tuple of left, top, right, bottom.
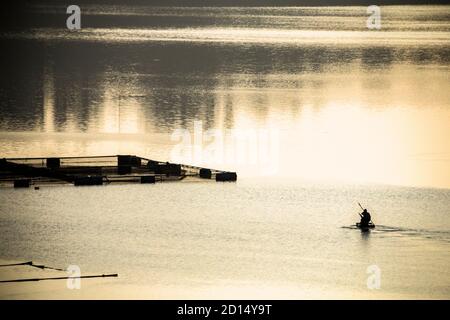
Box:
(1, 38, 449, 133)
(3, 4, 450, 30)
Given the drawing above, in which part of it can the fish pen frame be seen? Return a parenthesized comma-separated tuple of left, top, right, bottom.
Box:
(0, 155, 237, 188)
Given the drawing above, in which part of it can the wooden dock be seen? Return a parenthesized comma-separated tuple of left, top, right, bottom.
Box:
(0, 155, 237, 187)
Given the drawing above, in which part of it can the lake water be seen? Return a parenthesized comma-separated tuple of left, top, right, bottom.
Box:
(0, 5, 449, 299)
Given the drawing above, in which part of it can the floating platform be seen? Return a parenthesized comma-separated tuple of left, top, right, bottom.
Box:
(0, 155, 237, 188)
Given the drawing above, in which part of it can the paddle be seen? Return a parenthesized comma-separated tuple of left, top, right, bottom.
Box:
(357, 202, 364, 218)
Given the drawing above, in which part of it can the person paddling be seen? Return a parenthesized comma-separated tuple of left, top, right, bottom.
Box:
(359, 208, 372, 226)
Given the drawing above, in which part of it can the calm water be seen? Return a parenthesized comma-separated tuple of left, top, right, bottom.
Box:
(0, 181, 449, 298)
(0, 5, 449, 298)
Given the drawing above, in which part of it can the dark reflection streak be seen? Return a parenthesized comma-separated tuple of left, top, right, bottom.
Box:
(361, 230, 371, 241)
(360, 46, 394, 71)
(0, 40, 45, 130)
(224, 94, 234, 129)
(0, 38, 448, 134)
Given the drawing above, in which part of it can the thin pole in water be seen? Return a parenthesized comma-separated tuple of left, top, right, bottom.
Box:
(0, 274, 118, 283)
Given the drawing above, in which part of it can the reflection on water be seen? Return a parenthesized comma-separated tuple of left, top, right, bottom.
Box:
(25, 5, 450, 32)
(360, 230, 371, 241)
(0, 6, 449, 188)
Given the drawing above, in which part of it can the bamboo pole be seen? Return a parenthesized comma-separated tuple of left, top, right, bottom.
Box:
(0, 274, 118, 283)
(0, 261, 32, 267)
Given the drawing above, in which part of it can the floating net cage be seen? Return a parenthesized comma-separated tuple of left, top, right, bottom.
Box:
(0, 155, 237, 187)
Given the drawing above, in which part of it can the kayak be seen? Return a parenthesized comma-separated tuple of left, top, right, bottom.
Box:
(356, 222, 375, 229)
